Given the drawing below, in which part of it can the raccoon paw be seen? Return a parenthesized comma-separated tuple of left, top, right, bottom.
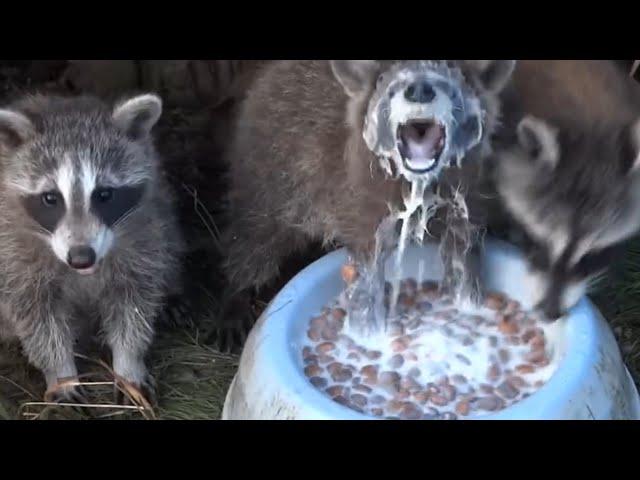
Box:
(206, 292, 256, 354)
(114, 373, 157, 409)
(158, 295, 194, 329)
(44, 378, 89, 405)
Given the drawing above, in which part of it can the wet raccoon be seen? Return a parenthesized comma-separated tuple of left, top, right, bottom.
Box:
(491, 60, 640, 320)
(216, 60, 515, 351)
(0, 93, 184, 402)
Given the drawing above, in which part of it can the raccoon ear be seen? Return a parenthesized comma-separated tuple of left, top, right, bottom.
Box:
(517, 115, 560, 168)
(0, 109, 35, 150)
(112, 94, 162, 140)
(330, 60, 380, 97)
(464, 60, 516, 93)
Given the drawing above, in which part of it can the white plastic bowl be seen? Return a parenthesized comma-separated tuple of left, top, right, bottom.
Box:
(222, 239, 640, 420)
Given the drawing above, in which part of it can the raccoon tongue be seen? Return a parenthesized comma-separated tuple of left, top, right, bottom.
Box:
(400, 122, 445, 170)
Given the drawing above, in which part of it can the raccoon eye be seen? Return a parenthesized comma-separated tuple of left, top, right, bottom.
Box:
(96, 188, 114, 203)
(41, 191, 59, 207)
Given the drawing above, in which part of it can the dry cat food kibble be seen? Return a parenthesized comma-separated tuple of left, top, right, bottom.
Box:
(301, 279, 559, 420)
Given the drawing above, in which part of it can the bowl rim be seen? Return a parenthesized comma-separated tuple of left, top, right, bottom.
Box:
(254, 238, 609, 420)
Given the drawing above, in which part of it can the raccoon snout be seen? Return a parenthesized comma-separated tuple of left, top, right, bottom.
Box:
(404, 80, 436, 104)
(67, 245, 97, 270)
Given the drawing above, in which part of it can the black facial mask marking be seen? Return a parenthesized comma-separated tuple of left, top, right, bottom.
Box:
(22, 191, 66, 233)
(91, 184, 146, 227)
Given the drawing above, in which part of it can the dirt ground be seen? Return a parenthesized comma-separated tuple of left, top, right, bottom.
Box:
(0, 60, 638, 420)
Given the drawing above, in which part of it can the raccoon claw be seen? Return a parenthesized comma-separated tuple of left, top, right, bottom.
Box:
(114, 374, 157, 409)
(207, 290, 256, 354)
(44, 378, 89, 405)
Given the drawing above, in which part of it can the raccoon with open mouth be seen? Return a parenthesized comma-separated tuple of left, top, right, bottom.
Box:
(0, 93, 184, 403)
(490, 60, 640, 321)
(215, 60, 515, 352)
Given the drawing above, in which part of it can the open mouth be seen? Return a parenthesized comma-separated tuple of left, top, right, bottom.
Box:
(397, 119, 446, 173)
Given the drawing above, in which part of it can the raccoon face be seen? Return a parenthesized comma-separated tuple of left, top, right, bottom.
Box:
(496, 115, 640, 319)
(0, 94, 162, 274)
(330, 60, 515, 182)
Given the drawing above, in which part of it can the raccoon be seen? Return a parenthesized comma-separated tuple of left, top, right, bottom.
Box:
(216, 60, 515, 351)
(0, 93, 184, 402)
(491, 60, 640, 320)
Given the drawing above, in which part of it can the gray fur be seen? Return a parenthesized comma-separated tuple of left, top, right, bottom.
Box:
(0, 93, 184, 401)
(491, 60, 640, 319)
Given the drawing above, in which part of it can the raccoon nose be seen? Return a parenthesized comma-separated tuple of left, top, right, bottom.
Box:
(404, 80, 436, 103)
(67, 246, 96, 270)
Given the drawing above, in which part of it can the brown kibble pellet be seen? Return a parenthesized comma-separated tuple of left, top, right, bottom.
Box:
(321, 327, 338, 341)
(326, 385, 345, 397)
(331, 368, 353, 383)
(400, 377, 421, 391)
(371, 408, 384, 416)
(525, 350, 547, 364)
(480, 384, 495, 394)
(360, 365, 379, 377)
(507, 376, 528, 389)
(394, 390, 410, 401)
(456, 354, 471, 366)
(304, 365, 323, 377)
(408, 367, 421, 378)
(534, 380, 545, 388)
(331, 308, 346, 320)
(488, 336, 498, 347)
(485, 292, 505, 310)
(341, 264, 358, 284)
(388, 354, 404, 369)
(346, 352, 360, 361)
(498, 349, 511, 364)
(426, 384, 441, 395)
(333, 395, 349, 406)
(405, 352, 418, 362)
(327, 362, 342, 375)
(413, 391, 430, 404)
(350, 394, 368, 408)
(516, 364, 535, 374)
(474, 395, 501, 411)
(496, 380, 519, 399)
(498, 316, 520, 335)
(390, 338, 408, 353)
(316, 342, 336, 354)
(353, 384, 372, 394)
(452, 374, 467, 385)
(399, 403, 422, 420)
(455, 400, 470, 416)
(461, 336, 474, 346)
(307, 329, 321, 341)
(310, 316, 328, 330)
(365, 350, 382, 360)
(379, 371, 401, 385)
(522, 329, 537, 343)
(441, 384, 457, 402)
(370, 395, 386, 405)
(430, 394, 449, 407)
(304, 354, 318, 365)
(504, 300, 520, 314)
(302, 346, 312, 358)
(317, 354, 335, 365)
(487, 364, 501, 382)
(387, 400, 404, 412)
(530, 335, 546, 350)
(310, 377, 327, 388)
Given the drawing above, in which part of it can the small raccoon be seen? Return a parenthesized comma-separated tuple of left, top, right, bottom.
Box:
(217, 60, 515, 351)
(492, 60, 640, 320)
(0, 93, 184, 402)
